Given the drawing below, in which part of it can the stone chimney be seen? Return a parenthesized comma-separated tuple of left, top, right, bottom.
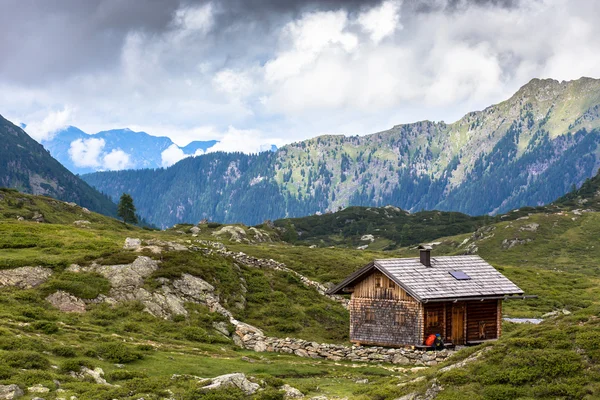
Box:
(419, 245, 432, 267)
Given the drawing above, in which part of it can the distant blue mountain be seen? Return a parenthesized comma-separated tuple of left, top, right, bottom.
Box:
(181, 140, 219, 154)
(41, 127, 220, 174)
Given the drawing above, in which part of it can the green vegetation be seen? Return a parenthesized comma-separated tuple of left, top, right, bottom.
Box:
(4, 182, 600, 398)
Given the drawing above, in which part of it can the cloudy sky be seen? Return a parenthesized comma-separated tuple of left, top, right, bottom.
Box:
(1, 0, 599, 155)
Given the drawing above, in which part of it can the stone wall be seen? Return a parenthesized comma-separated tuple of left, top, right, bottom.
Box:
(235, 324, 453, 366)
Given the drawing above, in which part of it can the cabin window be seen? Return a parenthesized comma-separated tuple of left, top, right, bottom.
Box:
(365, 310, 375, 324)
(388, 280, 395, 289)
(426, 311, 440, 327)
(374, 276, 382, 288)
(393, 312, 405, 326)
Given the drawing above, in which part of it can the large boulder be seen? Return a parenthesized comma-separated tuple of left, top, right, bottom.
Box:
(202, 373, 259, 395)
(0, 267, 52, 289)
(46, 291, 86, 313)
(0, 385, 24, 400)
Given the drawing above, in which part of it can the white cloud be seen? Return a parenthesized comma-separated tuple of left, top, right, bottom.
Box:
(68, 138, 132, 170)
(161, 144, 188, 167)
(5, 0, 600, 153)
(212, 69, 255, 98)
(357, 0, 402, 44)
(206, 126, 280, 154)
(173, 3, 214, 34)
(26, 107, 72, 142)
(103, 149, 132, 170)
(68, 138, 105, 168)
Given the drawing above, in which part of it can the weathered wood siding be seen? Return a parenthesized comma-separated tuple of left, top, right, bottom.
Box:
(423, 303, 446, 340)
(466, 300, 499, 341)
(349, 271, 422, 346)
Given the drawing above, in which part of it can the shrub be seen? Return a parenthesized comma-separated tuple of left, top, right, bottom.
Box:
(52, 345, 77, 357)
(93, 342, 144, 363)
(182, 326, 210, 342)
(44, 272, 111, 299)
(105, 370, 148, 381)
(0, 351, 50, 369)
(31, 320, 59, 334)
(0, 365, 16, 379)
(58, 358, 95, 374)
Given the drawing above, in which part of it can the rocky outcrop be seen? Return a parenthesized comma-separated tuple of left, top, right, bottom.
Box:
(46, 291, 86, 313)
(281, 384, 304, 398)
(71, 256, 230, 320)
(0, 266, 52, 289)
(73, 220, 91, 228)
(211, 226, 272, 243)
(70, 367, 110, 385)
(201, 373, 260, 395)
(0, 385, 23, 400)
(235, 326, 452, 366)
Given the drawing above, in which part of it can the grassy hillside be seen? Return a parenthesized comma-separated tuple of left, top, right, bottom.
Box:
(3, 188, 600, 398)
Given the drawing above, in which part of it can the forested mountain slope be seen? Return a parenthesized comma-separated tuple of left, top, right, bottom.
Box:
(0, 115, 117, 216)
(83, 77, 600, 227)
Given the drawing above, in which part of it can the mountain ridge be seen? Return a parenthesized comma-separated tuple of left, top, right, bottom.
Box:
(0, 115, 117, 216)
(42, 126, 219, 174)
(82, 77, 600, 227)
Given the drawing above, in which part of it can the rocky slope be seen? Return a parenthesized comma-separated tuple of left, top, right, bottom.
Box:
(82, 77, 600, 227)
(0, 115, 117, 216)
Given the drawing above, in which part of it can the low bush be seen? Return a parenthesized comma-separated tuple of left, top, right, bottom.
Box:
(52, 345, 78, 357)
(105, 369, 148, 381)
(43, 272, 111, 299)
(58, 358, 95, 374)
(0, 351, 50, 369)
(31, 320, 59, 334)
(91, 342, 144, 363)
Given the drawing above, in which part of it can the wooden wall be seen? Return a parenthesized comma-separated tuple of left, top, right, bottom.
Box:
(423, 302, 446, 340)
(466, 300, 499, 342)
(349, 271, 422, 346)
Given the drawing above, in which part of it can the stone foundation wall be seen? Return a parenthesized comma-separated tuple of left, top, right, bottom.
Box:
(235, 325, 453, 366)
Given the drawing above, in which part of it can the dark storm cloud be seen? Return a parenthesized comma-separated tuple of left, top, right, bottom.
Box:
(0, 0, 523, 84)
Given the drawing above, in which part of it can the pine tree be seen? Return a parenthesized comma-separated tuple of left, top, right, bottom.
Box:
(117, 193, 138, 224)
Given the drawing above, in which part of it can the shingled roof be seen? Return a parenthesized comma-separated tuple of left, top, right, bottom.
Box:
(328, 255, 523, 301)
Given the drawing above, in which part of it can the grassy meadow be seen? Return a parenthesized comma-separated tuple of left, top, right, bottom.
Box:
(2, 188, 600, 398)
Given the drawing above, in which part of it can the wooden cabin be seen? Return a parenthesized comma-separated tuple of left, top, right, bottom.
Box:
(328, 246, 525, 347)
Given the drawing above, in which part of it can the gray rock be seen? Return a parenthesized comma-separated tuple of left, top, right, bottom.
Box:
(520, 223, 539, 232)
(0, 266, 52, 289)
(0, 385, 24, 400)
(123, 238, 142, 249)
(46, 291, 86, 313)
(281, 384, 304, 398)
(27, 385, 50, 393)
(202, 373, 259, 395)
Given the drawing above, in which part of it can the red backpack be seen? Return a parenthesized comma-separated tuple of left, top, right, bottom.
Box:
(425, 334, 436, 346)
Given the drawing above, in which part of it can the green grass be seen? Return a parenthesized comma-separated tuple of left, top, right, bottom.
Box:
(5, 189, 600, 398)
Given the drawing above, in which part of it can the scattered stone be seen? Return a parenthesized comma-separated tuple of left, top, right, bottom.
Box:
(201, 373, 259, 395)
(355, 379, 369, 384)
(190, 226, 201, 235)
(241, 356, 255, 363)
(519, 223, 539, 232)
(32, 212, 44, 223)
(0, 266, 52, 289)
(16, 216, 24, 221)
(356, 245, 369, 250)
(81, 207, 91, 214)
(46, 291, 86, 313)
(123, 237, 142, 249)
(73, 220, 91, 228)
(80, 367, 109, 385)
(309, 245, 317, 249)
(281, 384, 304, 398)
(27, 385, 49, 394)
(0, 385, 24, 400)
(360, 234, 375, 242)
(501, 238, 532, 249)
(212, 226, 248, 243)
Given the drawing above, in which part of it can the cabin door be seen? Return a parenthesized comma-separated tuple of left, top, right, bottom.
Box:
(451, 304, 465, 345)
